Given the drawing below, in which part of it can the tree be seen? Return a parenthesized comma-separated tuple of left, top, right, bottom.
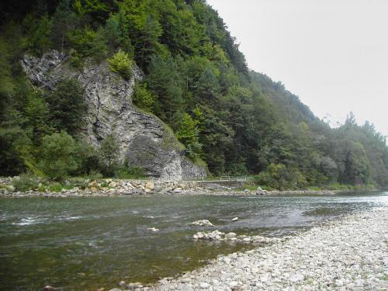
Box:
(98, 133, 120, 176)
(39, 131, 78, 180)
(0, 127, 31, 176)
(176, 112, 202, 159)
(47, 78, 85, 135)
(51, 0, 78, 52)
(133, 83, 155, 112)
(108, 50, 133, 80)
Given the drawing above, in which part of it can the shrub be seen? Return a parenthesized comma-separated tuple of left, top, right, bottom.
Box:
(12, 173, 39, 192)
(48, 182, 63, 192)
(98, 134, 120, 177)
(133, 83, 155, 112)
(39, 131, 79, 180)
(116, 164, 145, 179)
(108, 50, 132, 80)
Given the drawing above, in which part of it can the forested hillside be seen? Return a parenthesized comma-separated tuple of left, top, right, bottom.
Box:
(1, 0, 388, 188)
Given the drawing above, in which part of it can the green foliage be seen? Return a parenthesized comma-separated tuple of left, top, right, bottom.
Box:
(50, 0, 79, 52)
(47, 78, 85, 135)
(116, 163, 146, 179)
(108, 50, 133, 79)
(12, 173, 40, 192)
(1, 0, 388, 190)
(68, 26, 108, 62)
(0, 127, 32, 176)
(133, 83, 155, 112)
(24, 13, 52, 55)
(98, 134, 120, 177)
(256, 163, 308, 190)
(47, 182, 63, 192)
(38, 131, 79, 180)
(176, 112, 202, 159)
(75, 139, 100, 176)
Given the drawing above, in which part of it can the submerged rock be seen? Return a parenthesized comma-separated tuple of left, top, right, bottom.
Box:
(147, 227, 159, 232)
(190, 220, 214, 227)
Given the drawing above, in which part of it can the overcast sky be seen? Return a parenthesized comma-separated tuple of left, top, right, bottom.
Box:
(206, 0, 388, 137)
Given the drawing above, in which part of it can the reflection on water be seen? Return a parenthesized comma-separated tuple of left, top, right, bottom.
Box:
(0, 192, 387, 290)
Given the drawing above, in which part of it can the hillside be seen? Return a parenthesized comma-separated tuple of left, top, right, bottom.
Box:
(1, 0, 387, 188)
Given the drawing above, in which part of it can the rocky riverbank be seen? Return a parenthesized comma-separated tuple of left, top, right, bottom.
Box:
(143, 208, 388, 291)
(0, 177, 359, 198)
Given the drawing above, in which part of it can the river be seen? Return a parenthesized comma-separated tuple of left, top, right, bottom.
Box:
(1, 192, 387, 290)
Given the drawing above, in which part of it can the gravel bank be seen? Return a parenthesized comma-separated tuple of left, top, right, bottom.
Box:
(152, 208, 388, 291)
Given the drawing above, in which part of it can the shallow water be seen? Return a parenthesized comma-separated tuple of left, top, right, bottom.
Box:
(1, 192, 387, 290)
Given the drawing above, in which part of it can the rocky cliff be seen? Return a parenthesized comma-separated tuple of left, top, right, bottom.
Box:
(21, 51, 207, 180)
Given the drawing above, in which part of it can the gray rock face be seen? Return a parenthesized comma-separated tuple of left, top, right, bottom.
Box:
(21, 51, 207, 180)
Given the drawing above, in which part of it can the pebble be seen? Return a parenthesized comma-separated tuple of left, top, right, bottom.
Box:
(152, 209, 388, 290)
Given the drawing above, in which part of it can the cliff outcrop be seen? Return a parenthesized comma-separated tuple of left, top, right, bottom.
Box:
(21, 51, 207, 180)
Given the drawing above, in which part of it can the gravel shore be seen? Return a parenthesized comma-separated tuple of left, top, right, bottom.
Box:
(152, 208, 388, 291)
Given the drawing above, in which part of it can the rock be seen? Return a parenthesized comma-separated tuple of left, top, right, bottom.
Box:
(108, 182, 117, 187)
(108, 289, 122, 291)
(223, 257, 232, 264)
(190, 220, 214, 227)
(119, 280, 126, 288)
(256, 186, 266, 195)
(89, 180, 98, 187)
(232, 217, 239, 221)
(90, 187, 98, 192)
(199, 282, 210, 289)
(289, 274, 304, 282)
(225, 232, 237, 239)
(145, 181, 155, 191)
(193, 230, 225, 240)
(21, 50, 207, 181)
(147, 227, 159, 232)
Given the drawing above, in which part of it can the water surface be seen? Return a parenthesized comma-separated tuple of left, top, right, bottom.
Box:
(1, 192, 387, 290)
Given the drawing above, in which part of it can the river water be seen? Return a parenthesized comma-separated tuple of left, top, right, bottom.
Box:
(1, 192, 388, 290)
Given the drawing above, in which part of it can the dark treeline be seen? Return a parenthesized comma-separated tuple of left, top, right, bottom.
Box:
(1, 0, 387, 188)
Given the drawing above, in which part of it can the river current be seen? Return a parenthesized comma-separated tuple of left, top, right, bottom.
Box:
(1, 192, 387, 290)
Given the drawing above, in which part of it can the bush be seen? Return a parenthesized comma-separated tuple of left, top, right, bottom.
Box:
(108, 50, 132, 80)
(116, 164, 145, 179)
(48, 182, 63, 192)
(39, 131, 79, 180)
(133, 83, 155, 112)
(98, 134, 120, 177)
(12, 173, 39, 192)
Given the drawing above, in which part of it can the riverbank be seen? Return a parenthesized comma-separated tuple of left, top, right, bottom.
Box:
(147, 208, 388, 290)
(0, 177, 374, 198)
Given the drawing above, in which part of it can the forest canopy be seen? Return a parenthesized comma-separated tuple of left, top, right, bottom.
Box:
(1, 0, 387, 188)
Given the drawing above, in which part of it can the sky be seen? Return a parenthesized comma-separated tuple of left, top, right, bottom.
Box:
(206, 0, 388, 137)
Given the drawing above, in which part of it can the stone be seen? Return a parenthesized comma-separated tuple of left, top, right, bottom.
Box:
(256, 186, 266, 195)
(145, 181, 155, 191)
(225, 232, 237, 239)
(199, 282, 210, 289)
(190, 220, 214, 227)
(232, 217, 239, 221)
